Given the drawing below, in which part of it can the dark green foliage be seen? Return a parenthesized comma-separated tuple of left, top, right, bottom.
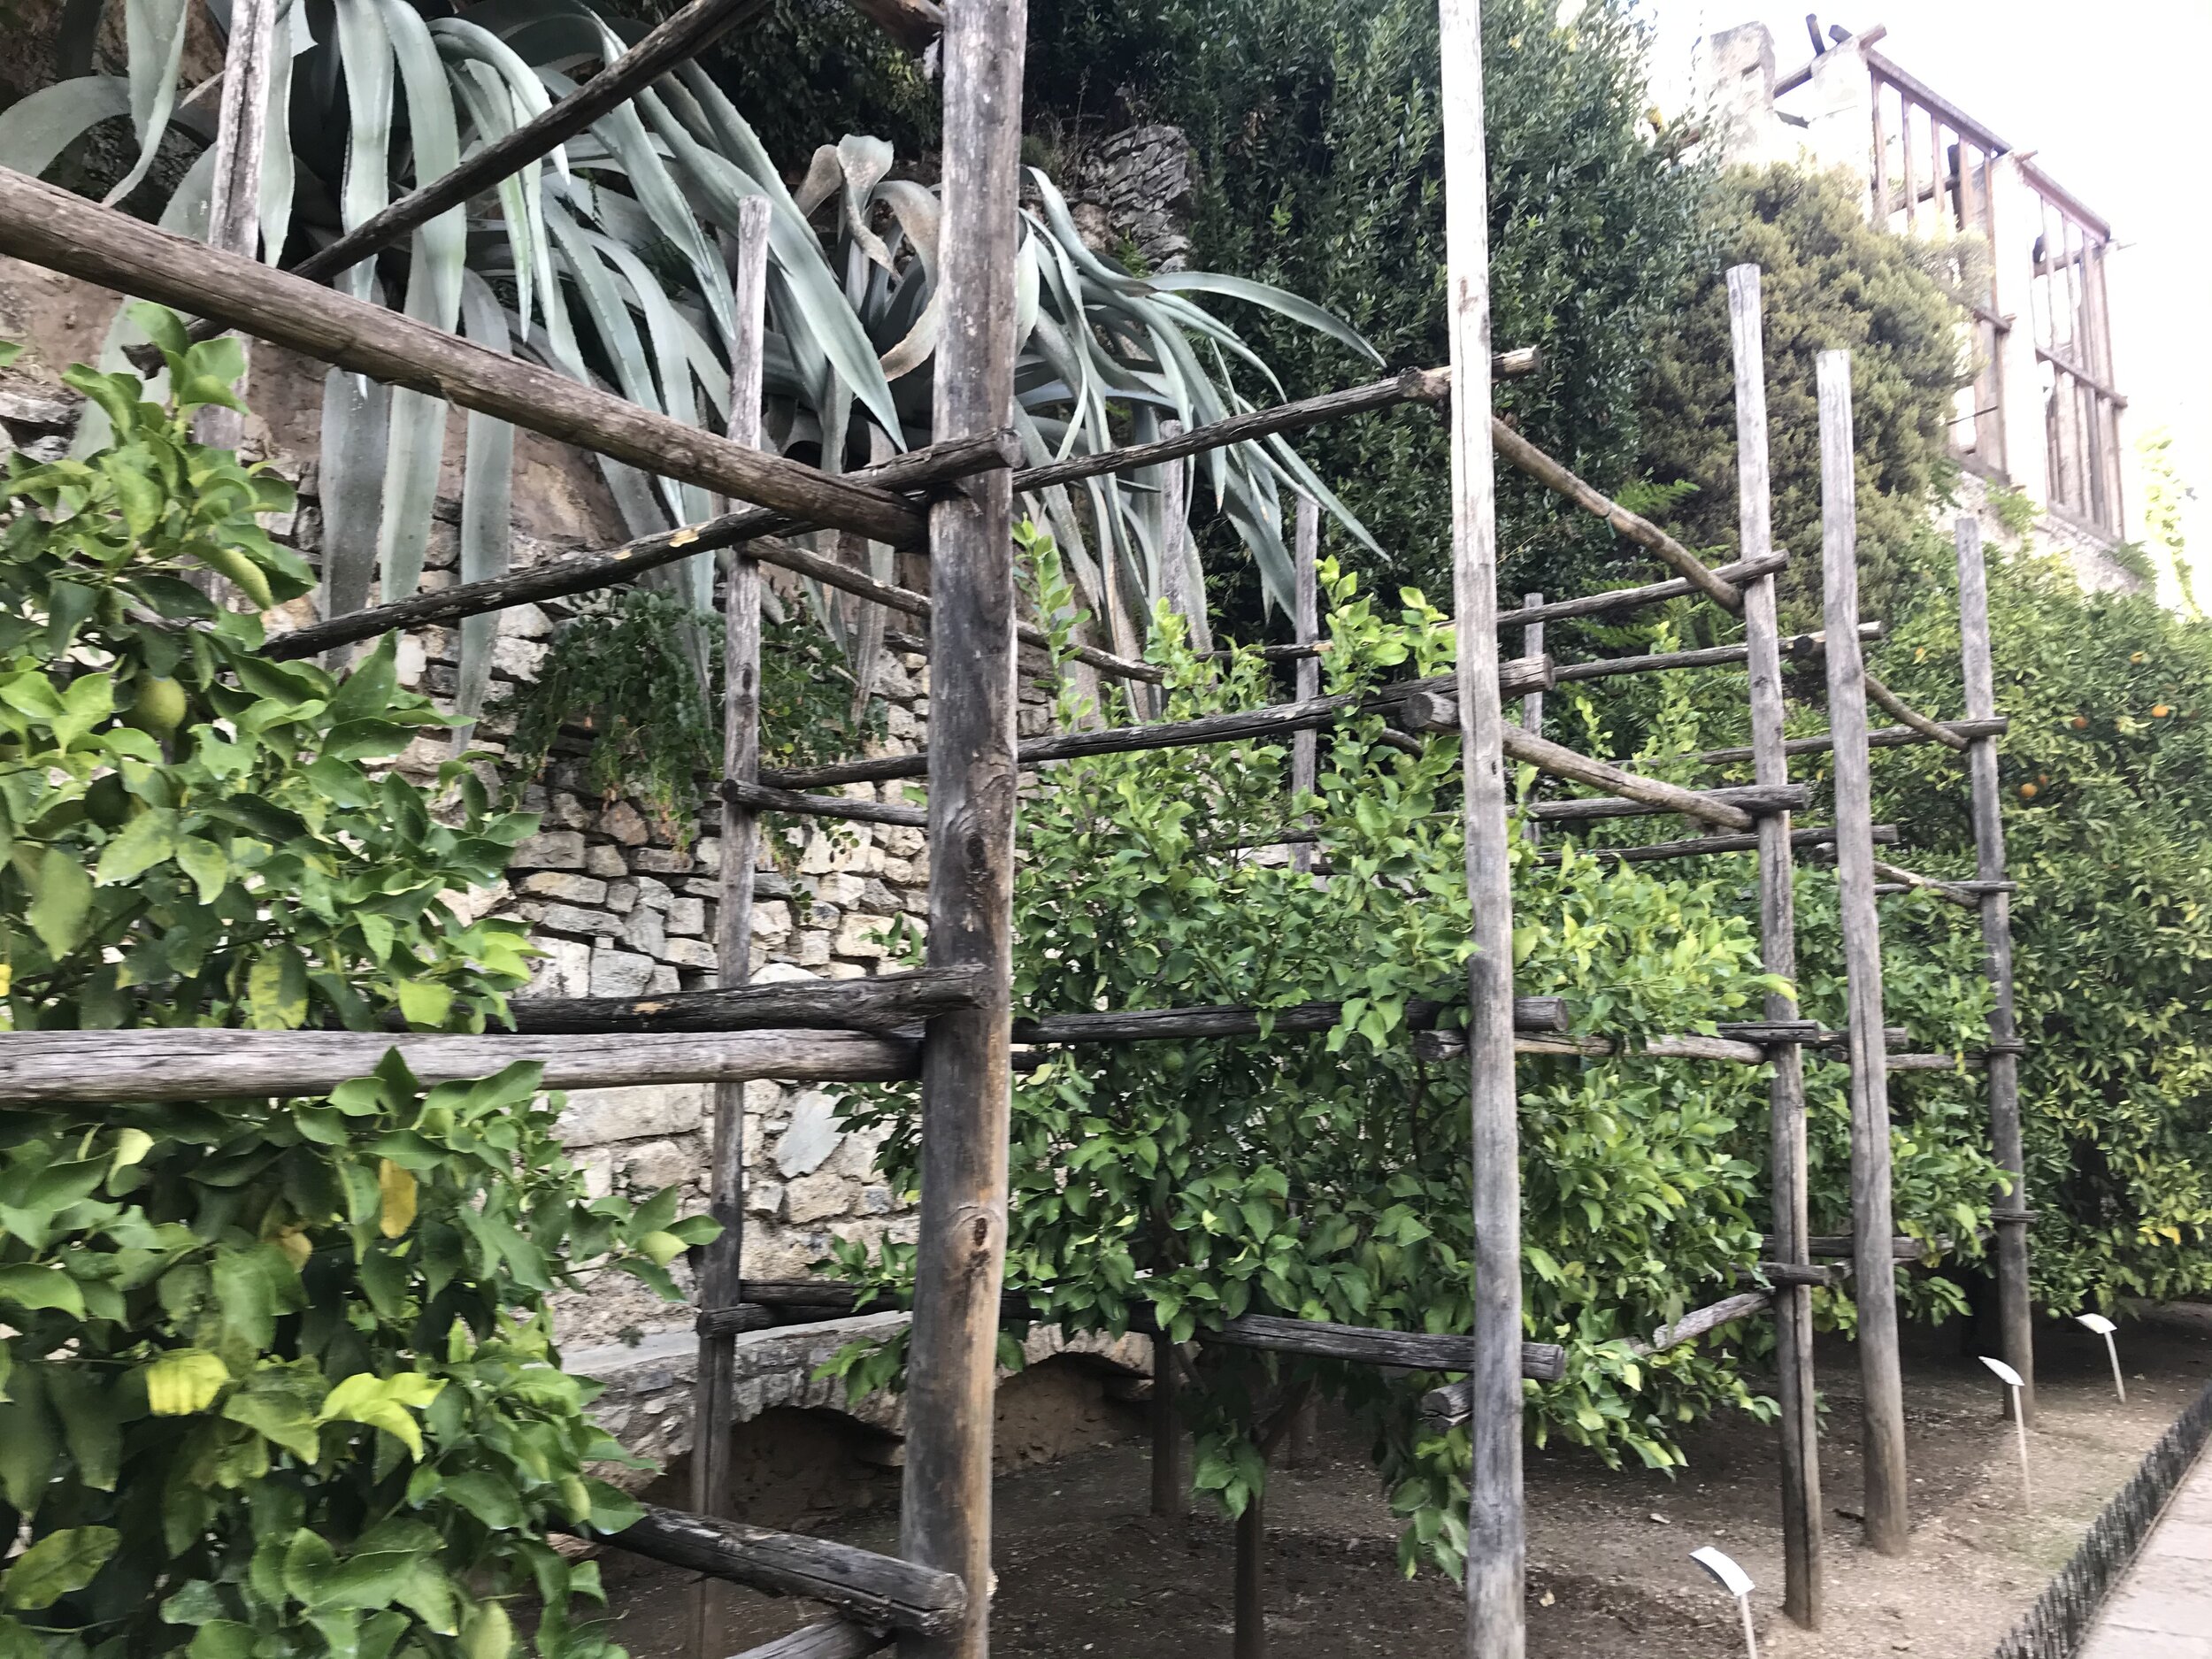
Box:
(1639, 165, 1967, 627)
(1025, 0, 1708, 626)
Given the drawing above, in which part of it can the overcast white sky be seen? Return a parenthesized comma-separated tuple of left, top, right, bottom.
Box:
(1641, 1, 2210, 571)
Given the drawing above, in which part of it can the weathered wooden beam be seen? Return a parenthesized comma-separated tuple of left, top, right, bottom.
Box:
(0, 168, 926, 548)
(1419, 1287, 1774, 1428)
(1419, 1030, 1770, 1065)
(1548, 622, 1880, 685)
(1818, 349, 1910, 1557)
(1957, 515, 2035, 1422)
(1503, 728, 1757, 831)
(1434, 14, 1526, 1644)
(1523, 782, 1808, 825)
(0, 1028, 919, 1102)
(718, 1284, 1564, 1380)
(257, 434, 1018, 663)
(223, 0, 769, 308)
(1012, 995, 1570, 1045)
(847, 0, 946, 52)
(506, 967, 981, 1036)
(1531, 823, 1899, 865)
(723, 778, 929, 829)
(1864, 673, 1970, 752)
(1488, 419, 1741, 612)
(1868, 858, 1978, 907)
(595, 1505, 964, 1637)
(1687, 718, 2006, 767)
(730, 1620, 892, 1659)
(1183, 1309, 1564, 1382)
(1010, 352, 1540, 493)
(759, 657, 1552, 790)
(1502, 554, 1789, 630)
(899, 3, 1026, 1650)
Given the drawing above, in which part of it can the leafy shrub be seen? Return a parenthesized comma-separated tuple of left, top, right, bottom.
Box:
(1639, 164, 1966, 629)
(828, 535, 1795, 1576)
(0, 321, 711, 1656)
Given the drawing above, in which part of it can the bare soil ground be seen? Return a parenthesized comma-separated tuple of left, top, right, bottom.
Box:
(594, 1304, 2212, 1657)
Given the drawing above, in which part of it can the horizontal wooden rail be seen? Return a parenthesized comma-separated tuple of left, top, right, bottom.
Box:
(722, 778, 929, 828)
(503, 967, 979, 1035)
(1524, 782, 1808, 826)
(760, 657, 1552, 790)
(594, 1505, 964, 1636)
(1420, 1289, 1774, 1427)
(1531, 824, 1900, 866)
(0, 167, 926, 547)
(1548, 623, 1879, 686)
(732, 1621, 891, 1659)
(1420, 1030, 1770, 1064)
(1687, 718, 2007, 767)
(1744, 1262, 1847, 1288)
(717, 1282, 1565, 1382)
(0, 1028, 918, 1102)
(1010, 352, 1544, 493)
(258, 439, 1020, 664)
(1503, 554, 1789, 629)
(1012, 994, 1570, 1045)
(1783, 1234, 1951, 1259)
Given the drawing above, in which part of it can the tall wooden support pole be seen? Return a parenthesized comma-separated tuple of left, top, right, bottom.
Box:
(1291, 495, 1320, 872)
(196, 0, 280, 452)
(1519, 595, 1543, 844)
(690, 196, 772, 1659)
(1149, 1335, 1185, 1517)
(1440, 3, 1525, 1654)
(1956, 515, 2034, 1421)
(900, 1, 1027, 1653)
(1816, 350, 1911, 1556)
(1731, 265, 1823, 1626)
(1234, 1494, 1267, 1659)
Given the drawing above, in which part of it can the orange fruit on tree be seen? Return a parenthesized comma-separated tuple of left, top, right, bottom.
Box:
(2154, 704, 2171, 718)
(2019, 782, 2038, 798)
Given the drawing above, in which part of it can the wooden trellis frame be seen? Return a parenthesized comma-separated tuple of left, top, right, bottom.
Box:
(0, 0, 2037, 1650)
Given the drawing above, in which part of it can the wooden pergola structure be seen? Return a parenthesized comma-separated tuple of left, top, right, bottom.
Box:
(0, 0, 2036, 1654)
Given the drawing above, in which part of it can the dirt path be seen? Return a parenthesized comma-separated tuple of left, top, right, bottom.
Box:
(595, 1305, 2212, 1657)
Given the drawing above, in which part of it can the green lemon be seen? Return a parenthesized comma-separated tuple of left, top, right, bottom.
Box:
(128, 675, 188, 739)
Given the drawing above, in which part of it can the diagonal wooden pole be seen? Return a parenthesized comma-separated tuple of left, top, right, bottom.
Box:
(1955, 516, 2035, 1422)
(1439, 1, 1525, 1655)
(1730, 263, 1824, 1627)
(1816, 349, 1911, 1556)
(691, 193, 772, 1659)
(897, 0, 1028, 1651)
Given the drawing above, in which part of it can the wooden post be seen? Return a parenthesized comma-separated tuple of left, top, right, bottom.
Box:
(898, 0, 1027, 1652)
(1816, 349, 1910, 1556)
(1291, 495, 1320, 872)
(1519, 594, 1543, 844)
(1149, 1333, 1185, 1517)
(194, 0, 280, 453)
(691, 196, 772, 1658)
(1730, 264, 1824, 1627)
(1439, 2, 1525, 1654)
(1234, 1491, 1266, 1659)
(1955, 515, 2035, 1421)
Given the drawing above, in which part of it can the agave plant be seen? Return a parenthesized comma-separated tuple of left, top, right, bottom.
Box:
(0, 0, 1378, 712)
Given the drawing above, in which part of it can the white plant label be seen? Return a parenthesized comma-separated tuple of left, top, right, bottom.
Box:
(1691, 1547, 1759, 1659)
